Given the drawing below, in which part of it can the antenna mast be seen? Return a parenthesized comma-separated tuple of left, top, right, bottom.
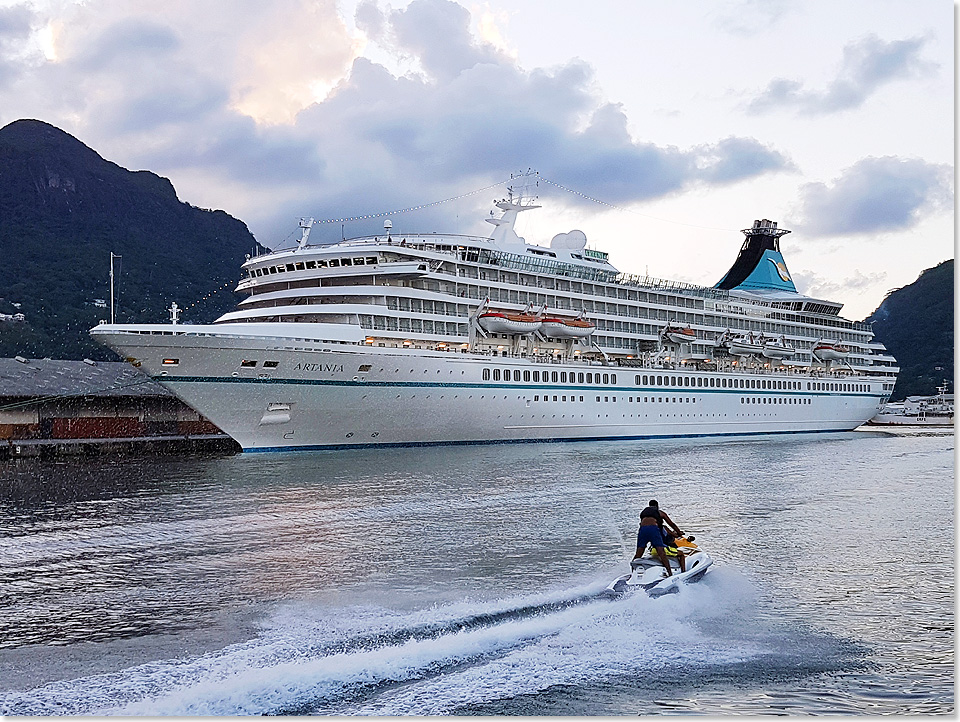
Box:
(109, 252, 121, 324)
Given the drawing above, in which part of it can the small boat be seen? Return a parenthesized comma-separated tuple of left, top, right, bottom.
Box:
(540, 316, 595, 338)
(606, 536, 713, 597)
(720, 332, 765, 356)
(762, 336, 796, 359)
(478, 311, 542, 334)
(869, 383, 954, 426)
(813, 342, 850, 361)
(661, 325, 697, 345)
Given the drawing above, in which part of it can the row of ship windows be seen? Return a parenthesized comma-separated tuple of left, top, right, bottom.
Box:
(250, 256, 380, 277)
(483, 367, 869, 393)
(527, 395, 811, 405)
(634, 374, 869, 393)
(484, 369, 619, 384)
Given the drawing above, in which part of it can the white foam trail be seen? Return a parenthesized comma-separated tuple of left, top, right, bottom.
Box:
(338, 571, 764, 715)
(1, 568, 761, 716)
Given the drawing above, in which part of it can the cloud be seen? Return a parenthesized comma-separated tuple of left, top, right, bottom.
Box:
(0, 0, 792, 247)
(712, 0, 794, 35)
(0, 3, 38, 87)
(795, 156, 953, 237)
(229, 1, 360, 125)
(746, 34, 934, 115)
(289, 1, 792, 224)
(73, 17, 181, 70)
(362, 0, 505, 82)
(695, 136, 795, 184)
(792, 268, 888, 302)
(0, 3, 33, 43)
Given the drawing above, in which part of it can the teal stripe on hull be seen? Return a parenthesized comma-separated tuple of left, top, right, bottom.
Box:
(242, 427, 863, 453)
(156, 375, 881, 399)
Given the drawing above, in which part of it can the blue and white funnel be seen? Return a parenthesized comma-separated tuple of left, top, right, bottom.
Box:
(715, 219, 797, 293)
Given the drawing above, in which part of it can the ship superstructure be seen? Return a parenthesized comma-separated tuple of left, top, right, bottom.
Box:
(91, 176, 898, 450)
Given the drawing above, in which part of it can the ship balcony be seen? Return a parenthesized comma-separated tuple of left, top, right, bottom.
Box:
(236, 260, 432, 293)
(217, 302, 379, 324)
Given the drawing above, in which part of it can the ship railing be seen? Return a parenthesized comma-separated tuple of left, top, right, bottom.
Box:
(614, 273, 730, 300)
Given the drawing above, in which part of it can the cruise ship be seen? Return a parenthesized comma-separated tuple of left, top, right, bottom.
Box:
(90, 176, 898, 450)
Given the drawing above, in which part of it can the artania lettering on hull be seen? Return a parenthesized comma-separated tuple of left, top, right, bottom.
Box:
(91, 172, 899, 451)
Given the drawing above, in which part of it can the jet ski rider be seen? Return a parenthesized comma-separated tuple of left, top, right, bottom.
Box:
(634, 499, 686, 576)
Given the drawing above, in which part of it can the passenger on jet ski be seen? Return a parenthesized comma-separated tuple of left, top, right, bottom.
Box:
(634, 500, 686, 576)
(661, 530, 692, 564)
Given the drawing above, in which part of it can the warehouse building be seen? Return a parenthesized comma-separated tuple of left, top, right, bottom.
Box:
(0, 357, 238, 458)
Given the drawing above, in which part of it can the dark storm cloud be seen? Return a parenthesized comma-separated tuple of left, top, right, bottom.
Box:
(746, 34, 933, 115)
(796, 156, 952, 237)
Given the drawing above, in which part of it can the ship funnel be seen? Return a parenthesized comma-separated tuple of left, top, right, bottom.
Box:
(715, 219, 796, 292)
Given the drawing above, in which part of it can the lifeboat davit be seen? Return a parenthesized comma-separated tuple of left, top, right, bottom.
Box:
(540, 317, 596, 339)
(813, 343, 850, 361)
(661, 325, 697, 344)
(762, 337, 796, 359)
(478, 311, 542, 335)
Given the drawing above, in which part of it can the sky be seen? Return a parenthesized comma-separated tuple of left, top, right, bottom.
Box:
(0, 0, 953, 321)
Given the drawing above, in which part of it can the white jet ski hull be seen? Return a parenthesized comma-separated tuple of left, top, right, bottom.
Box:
(606, 549, 713, 597)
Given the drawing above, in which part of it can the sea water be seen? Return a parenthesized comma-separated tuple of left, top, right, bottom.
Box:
(0, 428, 953, 715)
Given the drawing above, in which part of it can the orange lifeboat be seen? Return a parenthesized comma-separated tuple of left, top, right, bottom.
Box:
(478, 311, 542, 334)
(813, 342, 850, 361)
(540, 317, 596, 339)
(661, 325, 696, 344)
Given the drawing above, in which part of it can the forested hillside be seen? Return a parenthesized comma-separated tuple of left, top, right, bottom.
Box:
(866, 259, 954, 399)
(0, 119, 266, 360)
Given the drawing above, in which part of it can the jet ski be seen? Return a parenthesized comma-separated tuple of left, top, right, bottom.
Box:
(606, 535, 713, 597)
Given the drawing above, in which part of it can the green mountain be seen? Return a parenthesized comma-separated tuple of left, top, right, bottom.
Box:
(865, 259, 954, 400)
(0, 119, 266, 360)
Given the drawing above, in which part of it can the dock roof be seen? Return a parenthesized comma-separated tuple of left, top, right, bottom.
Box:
(0, 358, 171, 399)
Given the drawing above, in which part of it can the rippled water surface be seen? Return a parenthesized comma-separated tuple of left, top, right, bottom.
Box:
(0, 428, 953, 715)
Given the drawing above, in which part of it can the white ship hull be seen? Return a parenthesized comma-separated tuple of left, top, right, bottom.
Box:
(92, 324, 887, 451)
